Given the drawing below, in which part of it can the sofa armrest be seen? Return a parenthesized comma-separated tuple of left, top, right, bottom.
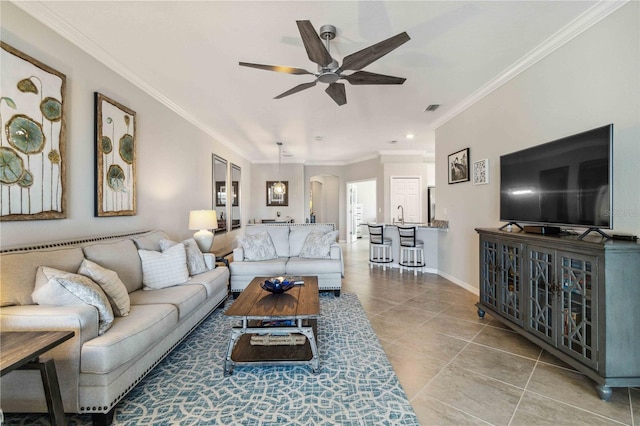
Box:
(233, 247, 245, 262)
(329, 243, 344, 277)
(0, 304, 100, 413)
(203, 253, 215, 270)
(329, 243, 341, 260)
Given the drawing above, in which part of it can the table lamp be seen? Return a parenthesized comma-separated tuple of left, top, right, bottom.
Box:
(188, 210, 218, 252)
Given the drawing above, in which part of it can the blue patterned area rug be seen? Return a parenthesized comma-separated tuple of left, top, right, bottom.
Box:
(5, 293, 418, 425)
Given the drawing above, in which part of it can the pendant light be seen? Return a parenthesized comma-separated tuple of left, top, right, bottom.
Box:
(272, 142, 286, 195)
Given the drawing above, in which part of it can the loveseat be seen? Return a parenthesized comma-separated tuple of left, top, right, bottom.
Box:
(230, 223, 343, 296)
(0, 230, 229, 424)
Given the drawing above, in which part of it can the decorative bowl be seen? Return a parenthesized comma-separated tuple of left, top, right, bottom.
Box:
(261, 277, 295, 294)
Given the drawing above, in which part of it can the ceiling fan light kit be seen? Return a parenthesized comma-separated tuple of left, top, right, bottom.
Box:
(240, 20, 410, 106)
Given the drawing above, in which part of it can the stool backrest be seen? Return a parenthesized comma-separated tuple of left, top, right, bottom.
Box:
(368, 224, 385, 244)
(398, 226, 418, 247)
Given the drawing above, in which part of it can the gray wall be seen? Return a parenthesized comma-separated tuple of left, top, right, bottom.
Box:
(0, 3, 251, 253)
(435, 3, 640, 292)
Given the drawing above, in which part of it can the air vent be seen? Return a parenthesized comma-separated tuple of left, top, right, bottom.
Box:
(425, 104, 440, 112)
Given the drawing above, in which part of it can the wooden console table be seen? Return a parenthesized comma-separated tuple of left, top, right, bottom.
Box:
(1, 331, 75, 425)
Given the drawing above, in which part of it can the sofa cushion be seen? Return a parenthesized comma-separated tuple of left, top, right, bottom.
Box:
(78, 259, 131, 317)
(0, 246, 85, 307)
(230, 258, 287, 277)
(80, 303, 178, 374)
(237, 231, 278, 261)
(83, 240, 143, 294)
(299, 230, 339, 259)
(138, 244, 189, 290)
(285, 256, 343, 275)
(186, 267, 230, 299)
(246, 225, 290, 257)
(32, 266, 114, 335)
(131, 230, 171, 251)
(160, 238, 207, 276)
(128, 284, 206, 320)
(289, 225, 335, 257)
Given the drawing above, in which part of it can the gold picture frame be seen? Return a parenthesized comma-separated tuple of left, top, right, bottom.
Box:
(95, 92, 136, 216)
(0, 42, 67, 221)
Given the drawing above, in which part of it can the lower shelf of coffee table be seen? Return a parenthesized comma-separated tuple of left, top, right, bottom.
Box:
(230, 319, 317, 363)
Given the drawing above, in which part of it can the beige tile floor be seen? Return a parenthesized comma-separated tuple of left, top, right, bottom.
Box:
(340, 238, 638, 425)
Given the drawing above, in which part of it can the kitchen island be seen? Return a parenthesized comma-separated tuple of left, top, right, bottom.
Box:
(381, 223, 445, 272)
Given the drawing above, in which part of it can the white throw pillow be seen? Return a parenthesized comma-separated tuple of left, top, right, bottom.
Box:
(299, 230, 339, 259)
(159, 238, 207, 276)
(32, 266, 114, 335)
(138, 243, 189, 290)
(237, 231, 278, 261)
(78, 259, 130, 317)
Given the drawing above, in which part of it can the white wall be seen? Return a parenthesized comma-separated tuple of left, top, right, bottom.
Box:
(435, 3, 640, 291)
(0, 3, 250, 252)
(250, 163, 305, 223)
(355, 180, 376, 224)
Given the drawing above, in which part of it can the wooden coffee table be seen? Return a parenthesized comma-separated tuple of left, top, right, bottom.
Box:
(1, 330, 75, 426)
(223, 276, 320, 375)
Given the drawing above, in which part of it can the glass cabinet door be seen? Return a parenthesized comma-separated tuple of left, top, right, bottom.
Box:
(558, 251, 597, 368)
(526, 246, 555, 346)
(480, 238, 499, 312)
(500, 242, 523, 326)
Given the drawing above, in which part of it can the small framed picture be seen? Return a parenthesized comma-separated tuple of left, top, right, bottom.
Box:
(473, 159, 489, 185)
(448, 148, 469, 184)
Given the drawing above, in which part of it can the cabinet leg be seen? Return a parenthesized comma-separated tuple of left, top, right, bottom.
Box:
(595, 384, 612, 401)
(477, 307, 485, 318)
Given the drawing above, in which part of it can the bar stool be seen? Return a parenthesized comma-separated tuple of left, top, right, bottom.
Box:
(397, 226, 425, 275)
(367, 224, 393, 270)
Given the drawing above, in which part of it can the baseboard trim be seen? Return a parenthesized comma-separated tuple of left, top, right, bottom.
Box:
(437, 271, 479, 296)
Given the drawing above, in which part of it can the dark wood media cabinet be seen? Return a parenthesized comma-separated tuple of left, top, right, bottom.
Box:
(475, 228, 640, 401)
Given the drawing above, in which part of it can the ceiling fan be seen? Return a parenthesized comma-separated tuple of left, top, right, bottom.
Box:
(239, 20, 410, 106)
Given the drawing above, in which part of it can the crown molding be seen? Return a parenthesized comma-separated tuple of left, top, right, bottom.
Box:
(430, 0, 629, 131)
(11, 0, 251, 162)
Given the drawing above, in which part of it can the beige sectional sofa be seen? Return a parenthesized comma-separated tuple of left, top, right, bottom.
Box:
(0, 230, 229, 424)
(229, 223, 343, 296)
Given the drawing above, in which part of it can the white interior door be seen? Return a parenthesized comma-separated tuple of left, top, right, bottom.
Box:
(347, 183, 358, 243)
(391, 177, 422, 223)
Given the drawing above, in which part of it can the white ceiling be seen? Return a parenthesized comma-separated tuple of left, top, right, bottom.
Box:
(16, 0, 612, 164)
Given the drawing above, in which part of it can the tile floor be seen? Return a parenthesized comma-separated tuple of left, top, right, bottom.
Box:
(340, 238, 638, 425)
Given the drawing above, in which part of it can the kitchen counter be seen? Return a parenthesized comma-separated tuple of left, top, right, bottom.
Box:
(380, 223, 447, 271)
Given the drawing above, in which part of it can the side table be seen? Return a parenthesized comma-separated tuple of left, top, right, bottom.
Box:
(1, 331, 75, 426)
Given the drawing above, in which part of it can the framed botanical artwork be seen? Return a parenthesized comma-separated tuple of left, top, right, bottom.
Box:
(95, 93, 136, 216)
(448, 148, 469, 184)
(266, 181, 288, 206)
(473, 158, 489, 185)
(0, 42, 67, 221)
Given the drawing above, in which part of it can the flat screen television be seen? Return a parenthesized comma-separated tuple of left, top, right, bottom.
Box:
(500, 124, 613, 230)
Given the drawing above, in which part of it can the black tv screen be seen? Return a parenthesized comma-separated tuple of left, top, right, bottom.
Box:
(500, 124, 613, 229)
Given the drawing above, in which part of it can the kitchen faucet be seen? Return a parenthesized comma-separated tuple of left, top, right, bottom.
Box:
(397, 205, 404, 225)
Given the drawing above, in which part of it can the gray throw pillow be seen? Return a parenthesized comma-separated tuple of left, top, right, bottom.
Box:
(32, 266, 114, 335)
(237, 231, 278, 261)
(299, 230, 339, 259)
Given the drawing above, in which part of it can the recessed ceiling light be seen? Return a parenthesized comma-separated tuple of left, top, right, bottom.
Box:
(406, 133, 414, 139)
(390, 140, 398, 144)
(314, 136, 323, 141)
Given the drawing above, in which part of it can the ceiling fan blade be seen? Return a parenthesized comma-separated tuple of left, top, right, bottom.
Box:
(274, 81, 317, 99)
(296, 20, 333, 67)
(343, 71, 406, 85)
(239, 62, 312, 75)
(340, 32, 410, 71)
(325, 83, 346, 106)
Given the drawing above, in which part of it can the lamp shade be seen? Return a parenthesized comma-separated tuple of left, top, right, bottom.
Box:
(188, 210, 218, 230)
